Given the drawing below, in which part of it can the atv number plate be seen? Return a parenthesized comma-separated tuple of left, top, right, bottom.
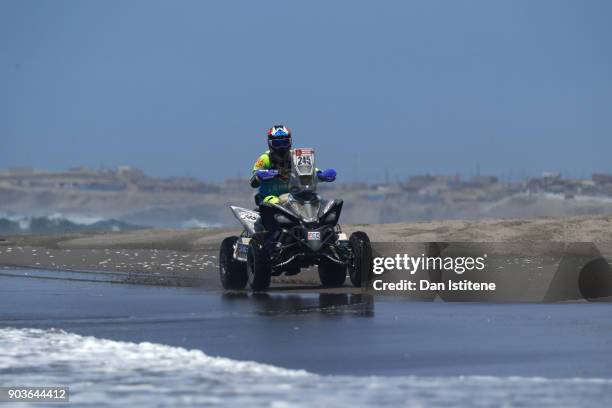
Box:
(307, 231, 321, 241)
(293, 148, 315, 176)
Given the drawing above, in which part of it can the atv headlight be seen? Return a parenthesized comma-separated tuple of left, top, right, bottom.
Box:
(322, 211, 338, 225)
(274, 214, 294, 225)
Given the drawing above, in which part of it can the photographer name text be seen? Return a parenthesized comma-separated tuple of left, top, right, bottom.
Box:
(371, 254, 496, 292)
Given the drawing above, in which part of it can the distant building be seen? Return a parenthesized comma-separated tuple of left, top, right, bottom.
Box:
(117, 166, 145, 180)
(592, 173, 612, 185)
(7, 167, 35, 174)
(470, 175, 498, 186)
(542, 172, 561, 181)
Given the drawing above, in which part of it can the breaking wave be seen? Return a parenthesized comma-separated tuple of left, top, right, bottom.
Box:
(0, 214, 145, 234)
(181, 218, 223, 229)
(1, 327, 611, 407)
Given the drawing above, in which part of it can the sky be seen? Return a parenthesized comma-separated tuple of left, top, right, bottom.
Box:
(1, 0, 611, 182)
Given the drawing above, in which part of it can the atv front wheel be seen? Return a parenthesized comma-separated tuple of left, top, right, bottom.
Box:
(318, 261, 347, 287)
(219, 236, 248, 290)
(247, 233, 272, 292)
(348, 231, 373, 287)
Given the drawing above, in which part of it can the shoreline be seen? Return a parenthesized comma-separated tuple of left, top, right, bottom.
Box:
(2, 215, 612, 292)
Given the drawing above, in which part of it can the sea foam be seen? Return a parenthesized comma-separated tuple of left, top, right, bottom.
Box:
(1, 327, 611, 407)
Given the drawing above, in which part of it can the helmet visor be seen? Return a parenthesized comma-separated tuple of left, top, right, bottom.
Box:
(269, 137, 291, 149)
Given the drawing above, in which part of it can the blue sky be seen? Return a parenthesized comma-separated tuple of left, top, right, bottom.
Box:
(1, 0, 611, 182)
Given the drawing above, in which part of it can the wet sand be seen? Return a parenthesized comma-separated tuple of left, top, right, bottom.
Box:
(3, 272, 612, 378)
(3, 216, 612, 406)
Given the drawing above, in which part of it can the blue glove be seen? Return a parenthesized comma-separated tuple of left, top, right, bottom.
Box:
(256, 169, 279, 181)
(317, 168, 336, 182)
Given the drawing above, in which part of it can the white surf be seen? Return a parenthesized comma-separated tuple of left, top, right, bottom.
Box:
(1, 327, 611, 407)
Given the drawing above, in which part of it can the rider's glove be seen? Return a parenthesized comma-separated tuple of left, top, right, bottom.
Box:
(317, 168, 337, 182)
(256, 169, 279, 181)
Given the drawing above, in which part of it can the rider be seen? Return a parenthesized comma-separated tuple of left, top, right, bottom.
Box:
(250, 125, 337, 205)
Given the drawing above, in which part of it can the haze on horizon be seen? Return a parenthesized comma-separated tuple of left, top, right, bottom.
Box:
(1, 0, 611, 182)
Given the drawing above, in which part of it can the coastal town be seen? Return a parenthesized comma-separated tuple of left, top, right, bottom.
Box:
(2, 166, 612, 230)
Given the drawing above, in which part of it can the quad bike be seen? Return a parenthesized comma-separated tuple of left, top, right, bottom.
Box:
(219, 148, 372, 291)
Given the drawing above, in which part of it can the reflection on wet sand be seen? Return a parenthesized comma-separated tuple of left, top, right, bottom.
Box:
(222, 292, 374, 317)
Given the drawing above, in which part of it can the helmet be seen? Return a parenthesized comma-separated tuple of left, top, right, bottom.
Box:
(267, 125, 292, 152)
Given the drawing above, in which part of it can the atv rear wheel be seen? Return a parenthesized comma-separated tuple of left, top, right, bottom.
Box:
(318, 261, 347, 287)
(247, 233, 272, 292)
(219, 236, 248, 290)
(348, 231, 373, 287)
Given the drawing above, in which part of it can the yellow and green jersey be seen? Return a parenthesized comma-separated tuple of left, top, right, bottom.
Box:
(252, 150, 291, 197)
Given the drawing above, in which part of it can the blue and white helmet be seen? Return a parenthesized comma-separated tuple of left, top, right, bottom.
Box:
(267, 125, 292, 152)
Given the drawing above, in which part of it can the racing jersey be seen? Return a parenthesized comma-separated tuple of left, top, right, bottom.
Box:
(251, 150, 291, 197)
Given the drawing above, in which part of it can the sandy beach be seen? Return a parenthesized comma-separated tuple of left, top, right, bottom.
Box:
(1, 214, 612, 289)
